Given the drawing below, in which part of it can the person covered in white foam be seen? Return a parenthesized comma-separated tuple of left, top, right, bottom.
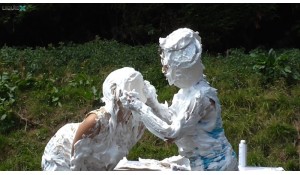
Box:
(41, 67, 147, 171)
(120, 28, 238, 171)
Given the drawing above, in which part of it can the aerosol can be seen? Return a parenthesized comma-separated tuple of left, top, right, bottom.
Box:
(238, 140, 247, 169)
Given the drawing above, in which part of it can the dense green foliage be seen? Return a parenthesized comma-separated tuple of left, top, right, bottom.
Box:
(252, 48, 300, 86)
(1, 4, 300, 52)
(0, 40, 299, 170)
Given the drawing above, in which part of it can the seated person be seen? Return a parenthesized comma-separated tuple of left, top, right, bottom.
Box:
(121, 28, 238, 171)
(41, 67, 147, 171)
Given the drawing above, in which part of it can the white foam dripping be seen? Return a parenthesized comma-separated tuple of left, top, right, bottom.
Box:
(42, 67, 147, 171)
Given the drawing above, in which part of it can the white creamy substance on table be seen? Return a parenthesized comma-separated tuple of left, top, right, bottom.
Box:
(121, 28, 238, 170)
(115, 155, 191, 171)
(42, 67, 146, 171)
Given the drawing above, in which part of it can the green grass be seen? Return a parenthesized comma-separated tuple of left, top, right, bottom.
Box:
(0, 40, 299, 170)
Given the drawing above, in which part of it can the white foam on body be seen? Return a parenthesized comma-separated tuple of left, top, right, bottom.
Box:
(41, 67, 146, 171)
(121, 28, 238, 170)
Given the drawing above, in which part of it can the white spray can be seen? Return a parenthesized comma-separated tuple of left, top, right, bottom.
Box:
(238, 140, 247, 168)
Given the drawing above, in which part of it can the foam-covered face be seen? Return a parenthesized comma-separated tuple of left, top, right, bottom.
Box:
(102, 67, 147, 104)
(159, 28, 204, 89)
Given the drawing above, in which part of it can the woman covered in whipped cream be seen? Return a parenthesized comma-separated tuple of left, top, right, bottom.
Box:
(121, 28, 238, 171)
(41, 67, 147, 170)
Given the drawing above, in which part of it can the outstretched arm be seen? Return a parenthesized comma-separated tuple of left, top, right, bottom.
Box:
(143, 80, 173, 124)
(132, 100, 183, 141)
(121, 88, 215, 142)
(120, 90, 185, 141)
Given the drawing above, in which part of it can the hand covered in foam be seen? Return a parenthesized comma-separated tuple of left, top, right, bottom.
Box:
(143, 80, 157, 101)
(120, 89, 143, 111)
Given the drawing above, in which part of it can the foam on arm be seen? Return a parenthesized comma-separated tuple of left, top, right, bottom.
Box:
(131, 100, 183, 140)
(143, 80, 173, 124)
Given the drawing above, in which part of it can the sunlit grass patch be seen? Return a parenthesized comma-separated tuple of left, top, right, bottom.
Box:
(0, 41, 299, 170)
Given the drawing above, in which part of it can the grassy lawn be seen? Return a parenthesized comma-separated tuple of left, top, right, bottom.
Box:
(0, 40, 299, 170)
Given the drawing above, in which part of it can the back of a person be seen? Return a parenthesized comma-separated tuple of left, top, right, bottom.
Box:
(42, 67, 147, 171)
(70, 107, 145, 170)
(43, 97, 145, 171)
(42, 123, 80, 170)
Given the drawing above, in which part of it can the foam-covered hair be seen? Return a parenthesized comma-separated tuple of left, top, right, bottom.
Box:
(101, 67, 146, 131)
(159, 28, 205, 88)
(159, 28, 202, 69)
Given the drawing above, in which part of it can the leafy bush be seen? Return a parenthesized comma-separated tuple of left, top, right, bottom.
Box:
(252, 48, 300, 86)
(0, 72, 18, 134)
